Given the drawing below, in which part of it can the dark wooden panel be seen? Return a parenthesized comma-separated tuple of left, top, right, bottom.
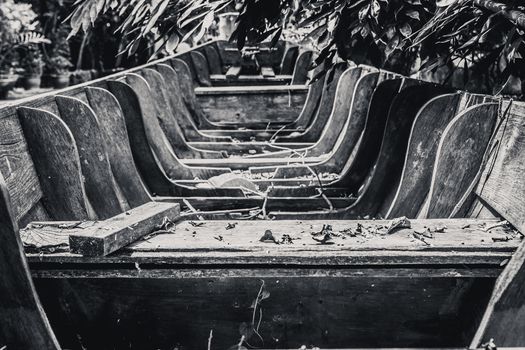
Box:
(201, 45, 223, 74)
(85, 87, 151, 208)
(384, 93, 462, 219)
(291, 50, 314, 84)
(280, 45, 299, 75)
(55, 95, 126, 219)
(426, 103, 498, 218)
(0, 172, 60, 349)
(190, 51, 212, 86)
(17, 107, 91, 221)
(34, 275, 492, 349)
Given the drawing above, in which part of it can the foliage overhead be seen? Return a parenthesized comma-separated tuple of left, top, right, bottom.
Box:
(68, 0, 525, 93)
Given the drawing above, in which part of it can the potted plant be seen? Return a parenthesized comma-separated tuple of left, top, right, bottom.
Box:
(45, 55, 72, 88)
(0, 0, 48, 97)
(20, 44, 44, 89)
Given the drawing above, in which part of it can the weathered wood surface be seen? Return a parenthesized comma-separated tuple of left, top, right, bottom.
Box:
(32, 272, 493, 349)
(279, 45, 299, 75)
(384, 94, 489, 219)
(54, 95, 126, 218)
(210, 74, 293, 86)
(201, 45, 223, 74)
(139, 68, 228, 153)
(276, 63, 347, 143)
(470, 235, 525, 347)
(84, 87, 152, 208)
(0, 106, 46, 224)
(26, 218, 517, 266)
(425, 103, 498, 218)
(476, 101, 525, 234)
(341, 82, 453, 218)
(17, 107, 91, 221)
(0, 172, 61, 350)
(70, 202, 180, 256)
(190, 50, 212, 86)
(291, 50, 314, 84)
(196, 85, 308, 126)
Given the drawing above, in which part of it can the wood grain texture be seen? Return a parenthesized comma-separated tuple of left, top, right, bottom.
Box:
(55, 95, 126, 219)
(17, 106, 91, 221)
(85, 86, 151, 208)
(384, 93, 463, 219)
(291, 50, 314, 84)
(33, 274, 493, 349)
(196, 85, 308, 126)
(70, 202, 180, 256)
(0, 107, 45, 223)
(0, 172, 60, 349)
(342, 82, 453, 218)
(476, 101, 525, 233)
(106, 79, 178, 196)
(278, 63, 347, 143)
(426, 103, 498, 218)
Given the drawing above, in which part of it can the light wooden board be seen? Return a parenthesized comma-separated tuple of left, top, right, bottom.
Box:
(70, 202, 180, 256)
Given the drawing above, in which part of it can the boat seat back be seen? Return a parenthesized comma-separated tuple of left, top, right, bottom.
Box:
(385, 93, 494, 219)
(291, 50, 314, 85)
(0, 171, 60, 349)
(190, 50, 212, 87)
(279, 45, 299, 75)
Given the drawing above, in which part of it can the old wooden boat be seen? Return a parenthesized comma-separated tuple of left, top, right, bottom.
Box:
(1, 40, 525, 350)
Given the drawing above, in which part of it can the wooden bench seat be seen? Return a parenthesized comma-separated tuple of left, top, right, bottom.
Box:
(25, 218, 518, 275)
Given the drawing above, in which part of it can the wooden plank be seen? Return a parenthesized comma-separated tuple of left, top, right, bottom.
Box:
(84, 86, 151, 208)
(31, 272, 493, 348)
(69, 202, 180, 256)
(425, 103, 498, 218)
(470, 238, 525, 347)
(476, 101, 525, 234)
(261, 66, 276, 77)
(225, 66, 241, 79)
(17, 106, 92, 221)
(0, 172, 61, 349)
(55, 95, 126, 219)
(0, 106, 45, 223)
(291, 50, 314, 84)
